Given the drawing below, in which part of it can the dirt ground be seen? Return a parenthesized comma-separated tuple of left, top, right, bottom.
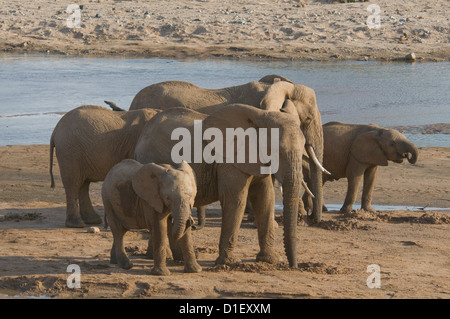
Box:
(0, 144, 449, 299)
(1, 0, 449, 61)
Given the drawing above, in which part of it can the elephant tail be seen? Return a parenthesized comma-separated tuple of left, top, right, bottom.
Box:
(49, 134, 56, 189)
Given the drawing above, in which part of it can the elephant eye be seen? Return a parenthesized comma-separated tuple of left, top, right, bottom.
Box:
(303, 117, 312, 128)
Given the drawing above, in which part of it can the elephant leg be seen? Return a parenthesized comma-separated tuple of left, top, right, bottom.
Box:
(145, 229, 172, 260)
(177, 228, 202, 273)
(361, 166, 378, 212)
(61, 175, 85, 228)
(321, 179, 329, 212)
(248, 176, 279, 264)
(149, 213, 170, 276)
(79, 181, 102, 225)
(192, 206, 206, 230)
(108, 213, 133, 269)
(215, 167, 252, 265)
(341, 161, 366, 214)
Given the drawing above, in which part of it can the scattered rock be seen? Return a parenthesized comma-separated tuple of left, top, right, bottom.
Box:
(192, 26, 207, 35)
(405, 52, 416, 61)
(87, 226, 100, 233)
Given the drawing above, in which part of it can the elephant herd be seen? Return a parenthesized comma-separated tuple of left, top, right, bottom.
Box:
(49, 75, 418, 274)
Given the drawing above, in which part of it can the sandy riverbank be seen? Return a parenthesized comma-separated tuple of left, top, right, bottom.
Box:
(0, 145, 449, 299)
(1, 0, 449, 61)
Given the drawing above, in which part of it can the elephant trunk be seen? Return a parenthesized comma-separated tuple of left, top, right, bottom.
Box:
(403, 141, 419, 164)
(171, 202, 193, 241)
(281, 151, 303, 268)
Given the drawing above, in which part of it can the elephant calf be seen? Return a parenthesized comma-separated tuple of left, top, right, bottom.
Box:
(303, 122, 419, 214)
(102, 159, 201, 276)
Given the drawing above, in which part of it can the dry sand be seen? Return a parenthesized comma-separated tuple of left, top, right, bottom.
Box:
(0, 145, 449, 299)
(1, 0, 449, 61)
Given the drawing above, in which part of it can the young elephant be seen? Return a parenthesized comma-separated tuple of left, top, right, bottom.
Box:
(303, 122, 419, 214)
(49, 105, 159, 228)
(102, 159, 201, 276)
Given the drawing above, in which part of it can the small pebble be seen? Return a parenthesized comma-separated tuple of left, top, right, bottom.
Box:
(405, 52, 416, 61)
(87, 226, 100, 233)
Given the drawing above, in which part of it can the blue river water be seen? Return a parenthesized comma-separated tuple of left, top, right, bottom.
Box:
(0, 55, 449, 146)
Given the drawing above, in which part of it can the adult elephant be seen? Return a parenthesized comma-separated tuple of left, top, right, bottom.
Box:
(125, 75, 326, 223)
(50, 105, 159, 227)
(302, 122, 419, 214)
(134, 102, 308, 268)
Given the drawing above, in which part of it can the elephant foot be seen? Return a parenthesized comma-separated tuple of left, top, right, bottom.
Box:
(362, 205, 376, 213)
(306, 213, 320, 225)
(256, 250, 280, 264)
(215, 254, 241, 266)
(118, 258, 133, 270)
(65, 216, 86, 228)
(81, 211, 102, 225)
(340, 205, 354, 214)
(184, 261, 202, 273)
(151, 266, 170, 276)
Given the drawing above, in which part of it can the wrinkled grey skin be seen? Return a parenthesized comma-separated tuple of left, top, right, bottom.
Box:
(108, 75, 325, 224)
(134, 103, 306, 268)
(102, 159, 201, 276)
(302, 122, 419, 214)
(50, 105, 159, 228)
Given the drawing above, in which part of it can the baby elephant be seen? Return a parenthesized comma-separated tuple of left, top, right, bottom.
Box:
(303, 122, 419, 214)
(102, 159, 201, 276)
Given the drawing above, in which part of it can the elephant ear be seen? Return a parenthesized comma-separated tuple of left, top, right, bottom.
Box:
(131, 163, 166, 213)
(350, 130, 388, 166)
(258, 74, 293, 84)
(203, 104, 270, 176)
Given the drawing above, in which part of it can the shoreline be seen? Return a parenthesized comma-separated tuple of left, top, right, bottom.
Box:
(2, 42, 448, 63)
(1, 0, 449, 62)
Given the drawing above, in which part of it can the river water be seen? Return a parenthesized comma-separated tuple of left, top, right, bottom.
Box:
(0, 55, 449, 146)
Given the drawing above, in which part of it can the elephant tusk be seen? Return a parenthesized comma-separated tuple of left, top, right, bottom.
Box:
(302, 180, 315, 199)
(306, 145, 332, 175)
(188, 216, 195, 227)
